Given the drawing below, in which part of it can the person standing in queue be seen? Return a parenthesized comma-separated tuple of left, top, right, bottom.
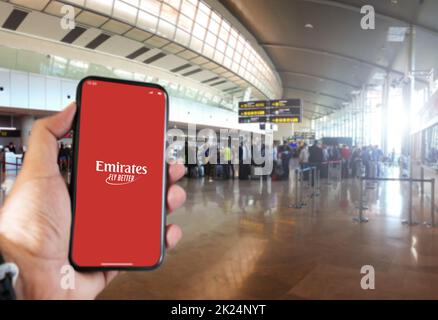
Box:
(280, 141, 292, 180)
(299, 143, 310, 181)
(308, 141, 323, 186)
(204, 142, 214, 182)
(58, 142, 69, 172)
(341, 144, 351, 178)
(7, 142, 16, 154)
(239, 140, 250, 180)
(224, 139, 232, 179)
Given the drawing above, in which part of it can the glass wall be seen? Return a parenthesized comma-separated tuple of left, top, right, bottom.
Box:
(424, 124, 438, 166)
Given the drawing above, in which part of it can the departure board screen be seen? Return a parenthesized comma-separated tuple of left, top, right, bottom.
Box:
(238, 99, 303, 124)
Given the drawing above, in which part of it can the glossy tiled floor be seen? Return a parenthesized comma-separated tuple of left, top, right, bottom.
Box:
(98, 167, 438, 300)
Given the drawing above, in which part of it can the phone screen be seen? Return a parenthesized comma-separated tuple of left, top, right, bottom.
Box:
(70, 77, 167, 270)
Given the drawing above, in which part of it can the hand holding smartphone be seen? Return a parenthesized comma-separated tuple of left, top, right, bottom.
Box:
(69, 76, 168, 271)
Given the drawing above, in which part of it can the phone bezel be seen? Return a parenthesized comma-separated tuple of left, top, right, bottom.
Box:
(68, 76, 168, 271)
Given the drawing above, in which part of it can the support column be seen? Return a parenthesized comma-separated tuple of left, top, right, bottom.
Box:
(381, 73, 390, 154)
(402, 24, 416, 156)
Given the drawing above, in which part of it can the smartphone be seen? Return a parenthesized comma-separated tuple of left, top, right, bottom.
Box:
(69, 76, 168, 271)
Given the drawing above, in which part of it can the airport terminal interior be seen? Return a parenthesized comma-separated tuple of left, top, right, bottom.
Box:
(1, 0, 438, 299)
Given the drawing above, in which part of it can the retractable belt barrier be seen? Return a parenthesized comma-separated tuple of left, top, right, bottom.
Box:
(322, 160, 342, 186)
(354, 176, 436, 227)
(3, 158, 23, 175)
(292, 166, 320, 209)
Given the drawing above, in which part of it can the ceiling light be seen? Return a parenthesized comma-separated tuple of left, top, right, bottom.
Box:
(304, 23, 314, 29)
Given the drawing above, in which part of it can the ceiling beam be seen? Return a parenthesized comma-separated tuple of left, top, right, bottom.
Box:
(279, 70, 360, 89)
(263, 44, 429, 85)
(262, 44, 395, 74)
(301, 0, 438, 37)
(283, 85, 349, 102)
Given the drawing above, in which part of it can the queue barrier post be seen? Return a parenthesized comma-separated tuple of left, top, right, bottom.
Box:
(338, 161, 342, 182)
(357, 176, 435, 226)
(402, 177, 419, 226)
(290, 166, 321, 210)
(299, 169, 306, 207)
(325, 162, 331, 186)
(420, 166, 425, 208)
(353, 176, 369, 223)
(293, 168, 301, 209)
(314, 167, 320, 196)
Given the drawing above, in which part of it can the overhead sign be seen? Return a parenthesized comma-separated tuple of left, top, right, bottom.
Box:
(0, 130, 21, 138)
(238, 99, 302, 124)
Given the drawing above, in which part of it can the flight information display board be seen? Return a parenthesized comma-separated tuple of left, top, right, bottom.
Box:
(238, 99, 302, 124)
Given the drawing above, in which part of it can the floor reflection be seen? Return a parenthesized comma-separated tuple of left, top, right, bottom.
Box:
(97, 174, 438, 300)
(2, 168, 438, 299)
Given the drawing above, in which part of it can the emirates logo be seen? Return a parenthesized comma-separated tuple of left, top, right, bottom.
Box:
(96, 160, 148, 186)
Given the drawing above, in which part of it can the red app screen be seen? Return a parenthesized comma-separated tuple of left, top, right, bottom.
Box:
(70, 79, 167, 269)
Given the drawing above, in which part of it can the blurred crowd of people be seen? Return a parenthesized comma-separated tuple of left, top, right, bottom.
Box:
(179, 138, 397, 181)
(58, 142, 72, 172)
(272, 141, 394, 180)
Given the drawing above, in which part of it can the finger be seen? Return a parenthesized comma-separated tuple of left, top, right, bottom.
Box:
(166, 224, 182, 250)
(21, 103, 76, 177)
(168, 163, 185, 184)
(167, 184, 186, 213)
(41, 102, 77, 139)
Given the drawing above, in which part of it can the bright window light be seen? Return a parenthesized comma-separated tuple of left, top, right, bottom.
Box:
(203, 44, 214, 58)
(86, 0, 113, 15)
(160, 3, 178, 25)
(175, 28, 190, 45)
(225, 46, 234, 58)
(208, 19, 219, 34)
(198, 1, 210, 14)
(192, 23, 206, 40)
(139, 0, 161, 16)
(214, 51, 224, 64)
(164, 0, 181, 9)
(158, 19, 176, 39)
(195, 8, 209, 26)
(123, 0, 139, 5)
(69, 0, 283, 99)
(181, 0, 196, 18)
(216, 39, 226, 53)
(189, 36, 203, 52)
(113, 0, 138, 24)
(205, 32, 217, 46)
(177, 14, 193, 32)
(137, 10, 158, 32)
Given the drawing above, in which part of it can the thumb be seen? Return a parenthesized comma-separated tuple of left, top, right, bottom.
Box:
(20, 103, 76, 178)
